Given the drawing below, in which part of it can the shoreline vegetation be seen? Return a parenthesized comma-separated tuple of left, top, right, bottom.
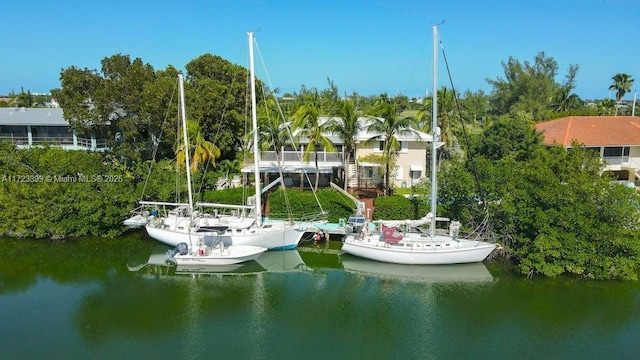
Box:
(1, 140, 639, 280)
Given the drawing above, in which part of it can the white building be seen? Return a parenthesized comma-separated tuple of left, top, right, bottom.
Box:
(0, 107, 108, 151)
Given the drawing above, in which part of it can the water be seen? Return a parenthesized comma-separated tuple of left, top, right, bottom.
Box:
(1, 233, 639, 359)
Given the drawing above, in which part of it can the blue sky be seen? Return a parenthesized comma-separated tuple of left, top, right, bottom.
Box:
(2, 0, 638, 100)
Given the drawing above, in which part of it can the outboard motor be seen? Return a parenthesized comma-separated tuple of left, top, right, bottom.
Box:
(166, 242, 189, 259)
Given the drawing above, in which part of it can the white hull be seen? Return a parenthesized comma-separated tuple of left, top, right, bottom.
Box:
(341, 233, 496, 265)
(145, 220, 306, 250)
(172, 245, 267, 265)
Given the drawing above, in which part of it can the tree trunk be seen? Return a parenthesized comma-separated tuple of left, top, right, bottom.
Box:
(314, 150, 319, 191)
(344, 152, 350, 191)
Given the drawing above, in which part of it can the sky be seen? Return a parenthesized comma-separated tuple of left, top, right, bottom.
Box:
(1, 0, 638, 100)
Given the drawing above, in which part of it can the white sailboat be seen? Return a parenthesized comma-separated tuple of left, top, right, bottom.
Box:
(341, 25, 496, 265)
(154, 74, 267, 265)
(143, 32, 309, 250)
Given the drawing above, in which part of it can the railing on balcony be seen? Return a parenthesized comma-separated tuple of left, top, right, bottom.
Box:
(0, 134, 108, 150)
(602, 156, 629, 166)
(32, 136, 75, 145)
(0, 135, 28, 145)
(261, 150, 343, 163)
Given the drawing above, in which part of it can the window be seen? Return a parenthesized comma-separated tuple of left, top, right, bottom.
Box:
(603, 147, 629, 157)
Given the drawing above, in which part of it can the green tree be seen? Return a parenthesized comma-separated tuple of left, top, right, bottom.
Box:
(16, 89, 33, 108)
(486, 52, 578, 121)
(442, 116, 640, 279)
(291, 87, 336, 191)
(175, 119, 220, 173)
(609, 73, 635, 101)
(366, 95, 414, 195)
(420, 87, 459, 157)
(554, 64, 582, 112)
(185, 54, 249, 161)
(487, 143, 640, 279)
(52, 54, 158, 161)
(258, 96, 290, 187)
(330, 98, 362, 191)
(460, 89, 490, 127)
(470, 111, 542, 162)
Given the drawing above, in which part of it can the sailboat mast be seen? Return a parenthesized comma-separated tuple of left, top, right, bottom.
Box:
(248, 32, 262, 227)
(430, 25, 438, 237)
(178, 74, 194, 211)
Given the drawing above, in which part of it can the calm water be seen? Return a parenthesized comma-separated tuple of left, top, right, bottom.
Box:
(1, 232, 639, 359)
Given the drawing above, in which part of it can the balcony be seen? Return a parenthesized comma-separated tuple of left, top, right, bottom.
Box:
(260, 150, 343, 165)
(0, 134, 108, 151)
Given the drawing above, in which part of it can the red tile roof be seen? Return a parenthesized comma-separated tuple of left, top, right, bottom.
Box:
(535, 116, 640, 146)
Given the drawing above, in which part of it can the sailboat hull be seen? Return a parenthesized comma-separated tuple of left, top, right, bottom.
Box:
(171, 245, 268, 266)
(341, 235, 496, 265)
(145, 221, 306, 250)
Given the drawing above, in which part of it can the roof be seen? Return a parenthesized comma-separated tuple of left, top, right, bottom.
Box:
(0, 107, 69, 126)
(535, 116, 640, 147)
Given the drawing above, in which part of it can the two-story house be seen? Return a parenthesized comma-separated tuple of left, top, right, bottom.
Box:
(0, 107, 108, 151)
(244, 117, 432, 190)
(535, 115, 640, 185)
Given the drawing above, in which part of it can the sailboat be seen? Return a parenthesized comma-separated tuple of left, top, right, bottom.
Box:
(341, 25, 496, 265)
(156, 74, 267, 265)
(143, 32, 309, 250)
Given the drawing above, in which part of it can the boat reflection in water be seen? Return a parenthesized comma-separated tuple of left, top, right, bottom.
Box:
(255, 249, 308, 273)
(128, 245, 310, 277)
(340, 254, 493, 283)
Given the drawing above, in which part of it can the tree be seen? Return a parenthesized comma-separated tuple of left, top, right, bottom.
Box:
(366, 95, 414, 195)
(442, 116, 640, 279)
(258, 96, 291, 188)
(470, 111, 542, 162)
(487, 143, 640, 279)
(52, 54, 159, 161)
(175, 119, 220, 174)
(554, 64, 582, 112)
(420, 87, 460, 158)
(609, 73, 635, 101)
(460, 89, 490, 126)
(330, 98, 362, 191)
(486, 52, 579, 121)
(16, 89, 33, 108)
(185, 54, 249, 161)
(291, 87, 336, 191)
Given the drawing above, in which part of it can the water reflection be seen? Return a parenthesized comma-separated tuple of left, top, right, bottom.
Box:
(127, 245, 313, 277)
(1, 236, 639, 359)
(340, 254, 494, 283)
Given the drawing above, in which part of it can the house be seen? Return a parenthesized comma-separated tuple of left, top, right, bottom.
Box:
(535, 115, 640, 184)
(0, 107, 108, 151)
(243, 117, 432, 190)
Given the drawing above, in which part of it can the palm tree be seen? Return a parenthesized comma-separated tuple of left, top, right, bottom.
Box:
(292, 88, 336, 191)
(258, 96, 291, 188)
(419, 87, 458, 158)
(15, 90, 33, 108)
(366, 95, 414, 195)
(609, 73, 635, 101)
(176, 119, 220, 173)
(330, 99, 362, 191)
